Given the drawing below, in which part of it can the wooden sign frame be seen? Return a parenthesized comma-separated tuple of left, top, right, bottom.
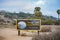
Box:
(16, 19, 41, 36)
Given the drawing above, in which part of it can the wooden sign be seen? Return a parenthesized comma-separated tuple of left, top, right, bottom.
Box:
(16, 19, 41, 30)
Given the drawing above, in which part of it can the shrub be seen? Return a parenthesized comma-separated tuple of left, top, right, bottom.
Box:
(40, 26, 51, 32)
(55, 20, 60, 25)
(32, 26, 60, 40)
(21, 33, 27, 36)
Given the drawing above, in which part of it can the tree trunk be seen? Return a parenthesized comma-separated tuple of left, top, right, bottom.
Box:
(58, 14, 59, 21)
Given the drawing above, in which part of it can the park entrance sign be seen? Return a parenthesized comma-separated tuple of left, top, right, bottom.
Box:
(16, 19, 41, 30)
(16, 19, 41, 36)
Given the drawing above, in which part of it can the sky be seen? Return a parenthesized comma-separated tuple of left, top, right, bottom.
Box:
(0, 0, 60, 18)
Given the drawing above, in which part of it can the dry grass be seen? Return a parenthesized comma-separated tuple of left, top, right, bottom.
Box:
(21, 33, 27, 36)
(40, 26, 51, 32)
(32, 25, 60, 40)
(32, 31, 60, 40)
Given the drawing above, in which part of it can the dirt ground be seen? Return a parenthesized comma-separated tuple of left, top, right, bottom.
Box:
(0, 28, 32, 40)
(0, 25, 60, 40)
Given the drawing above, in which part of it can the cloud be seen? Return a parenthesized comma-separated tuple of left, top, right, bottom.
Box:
(36, 0, 45, 5)
(0, 0, 33, 13)
(0, 0, 45, 13)
(0, 0, 59, 17)
(0, 0, 45, 9)
(0, 1, 27, 6)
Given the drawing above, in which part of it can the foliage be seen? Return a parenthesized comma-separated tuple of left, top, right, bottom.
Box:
(57, 9, 60, 20)
(34, 7, 41, 11)
(57, 9, 60, 14)
(55, 20, 60, 25)
(0, 10, 58, 25)
(45, 19, 54, 25)
(34, 7, 42, 19)
(35, 11, 42, 18)
(41, 19, 55, 25)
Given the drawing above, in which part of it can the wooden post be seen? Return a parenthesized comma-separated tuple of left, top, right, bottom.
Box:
(16, 19, 20, 36)
(38, 31, 39, 36)
(18, 29, 20, 36)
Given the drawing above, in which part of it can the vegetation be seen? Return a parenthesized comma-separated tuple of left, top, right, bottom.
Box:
(32, 26, 60, 40)
(34, 7, 42, 19)
(57, 9, 60, 20)
(0, 7, 60, 25)
(40, 26, 51, 32)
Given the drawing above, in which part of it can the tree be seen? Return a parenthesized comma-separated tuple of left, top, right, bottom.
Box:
(34, 7, 41, 11)
(34, 7, 42, 19)
(57, 9, 60, 20)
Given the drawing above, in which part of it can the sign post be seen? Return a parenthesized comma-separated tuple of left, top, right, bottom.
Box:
(18, 29, 20, 36)
(16, 19, 20, 36)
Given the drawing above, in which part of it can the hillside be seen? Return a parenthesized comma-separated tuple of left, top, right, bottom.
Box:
(0, 10, 60, 25)
(0, 10, 57, 20)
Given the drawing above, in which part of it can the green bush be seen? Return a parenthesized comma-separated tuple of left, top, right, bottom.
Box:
(55, 20, 60, 25)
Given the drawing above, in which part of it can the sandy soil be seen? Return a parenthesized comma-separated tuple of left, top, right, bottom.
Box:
(0, 28, 32, 40)
(0, 25, 60, 40)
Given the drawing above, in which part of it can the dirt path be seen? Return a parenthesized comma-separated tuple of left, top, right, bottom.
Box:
(0, 28, 32, 40)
